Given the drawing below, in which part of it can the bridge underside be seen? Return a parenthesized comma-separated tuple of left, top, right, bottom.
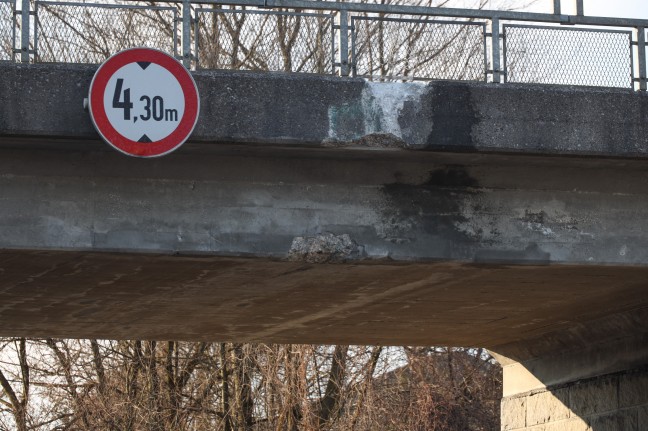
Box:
(3, 64, 648, 429)
(1, 248, 647, 352)
(1, 139, 647, 362)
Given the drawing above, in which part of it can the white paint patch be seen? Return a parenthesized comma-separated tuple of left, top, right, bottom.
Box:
(620, 245, 628, 256)
(362, 81, 427, 137)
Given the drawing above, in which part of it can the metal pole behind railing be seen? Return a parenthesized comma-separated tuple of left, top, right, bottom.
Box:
(576, 0, 584, 16)
(182, 0, 192, 68)
(20, 0, 30, 62)
(337, 9, 349, 77)
(553, 0, 561, 15)
(638, 27, 647, 91)
(491, 17, 501, 83)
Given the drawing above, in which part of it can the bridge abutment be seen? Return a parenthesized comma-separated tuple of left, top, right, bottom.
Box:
(495, 313, 648, 430)
(502, 368, 648, 430)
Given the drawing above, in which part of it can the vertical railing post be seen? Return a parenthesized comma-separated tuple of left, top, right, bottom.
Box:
(638, 27, 647, 91)
(491, 17, 501, 83)
(20, 0, 30, 62)
(337, 9, 349, 77)
(182, 0, 191, 68)
(553, 0, 561, 15)
(575, 0, 584, 16)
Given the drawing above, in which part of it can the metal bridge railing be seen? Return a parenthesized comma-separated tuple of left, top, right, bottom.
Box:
(35, 1, 178, 63)
(4, 0, 648, 91)
(641, 27, 648, 91)
(194, 8, 334, 73)
(351, 17, 486, 82)
(503, 25, 634, 88)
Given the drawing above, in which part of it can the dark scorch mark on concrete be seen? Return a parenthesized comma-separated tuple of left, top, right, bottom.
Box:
(378, 166, 480, 256)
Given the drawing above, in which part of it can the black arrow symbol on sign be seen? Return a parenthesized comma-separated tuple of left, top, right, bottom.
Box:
(137, 62, 151, 70)
(138, 134, 152, 143)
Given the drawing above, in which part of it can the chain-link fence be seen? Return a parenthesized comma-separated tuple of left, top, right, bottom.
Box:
(503, 24, 633, 88)
(0, 0, 14, 61)
(35, 0, 178, 63)
(195, 8, 334, 73)
(352, 17, 486, 82)
(3, 0, 648, 90)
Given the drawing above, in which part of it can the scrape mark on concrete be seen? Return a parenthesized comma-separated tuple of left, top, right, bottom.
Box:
(362, 81, 427, 139)
(474, 243, 551, 265)
(287, 233, 364, 263)
(453, 198, 503, 246)
(323, 132, 407, 149)
(453, 195, 603, 264)
(248, 270, 469, 341)
(327, 100, 365, 142)
(517, 207, 582, 240)
(326, 81, 428, 146)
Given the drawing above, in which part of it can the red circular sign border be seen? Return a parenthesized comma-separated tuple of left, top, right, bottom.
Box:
(89, 48, 199, 158)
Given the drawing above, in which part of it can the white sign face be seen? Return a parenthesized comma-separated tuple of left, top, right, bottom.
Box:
(88, 48, 200, 158)
(104, 62, 185, 143)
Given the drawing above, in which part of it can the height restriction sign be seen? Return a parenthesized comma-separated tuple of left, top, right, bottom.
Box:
(88, 48, 200, 158)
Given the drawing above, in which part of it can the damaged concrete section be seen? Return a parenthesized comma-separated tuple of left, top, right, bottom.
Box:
(323, 133, 408, 149)
(1, 143, 648, 265)
(4, 61, 648, 431)
(288, 233, 364, 263)
(3, 63, 648, 157)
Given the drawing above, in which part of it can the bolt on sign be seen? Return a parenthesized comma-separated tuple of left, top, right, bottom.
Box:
(88, 48, 200, 158)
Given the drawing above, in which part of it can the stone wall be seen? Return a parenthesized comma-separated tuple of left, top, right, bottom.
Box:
(501, 367, 648, 431)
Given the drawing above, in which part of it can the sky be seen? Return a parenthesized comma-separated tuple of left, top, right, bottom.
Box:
(505, 0, 648, 18)
(580, 0, 648, 18)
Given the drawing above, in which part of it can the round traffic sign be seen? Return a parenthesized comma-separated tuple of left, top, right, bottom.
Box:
(88, 48, 200, 158)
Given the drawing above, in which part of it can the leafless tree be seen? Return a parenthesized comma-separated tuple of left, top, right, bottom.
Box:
(31, 0, 535, 81)
(0, 339, 30, 431)
(0, 340, 502, 430)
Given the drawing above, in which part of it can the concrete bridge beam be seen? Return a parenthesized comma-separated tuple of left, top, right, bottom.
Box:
(2, 63, 648, 430)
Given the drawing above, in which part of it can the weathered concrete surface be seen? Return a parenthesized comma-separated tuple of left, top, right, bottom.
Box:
(2, 141, 648, 266)
(0, 140, 646, 355)
(2, 63, 648, 157)
(3, 63, 648, 429)
(1, 249, 648, 348)
(496, 309, 648, 430)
